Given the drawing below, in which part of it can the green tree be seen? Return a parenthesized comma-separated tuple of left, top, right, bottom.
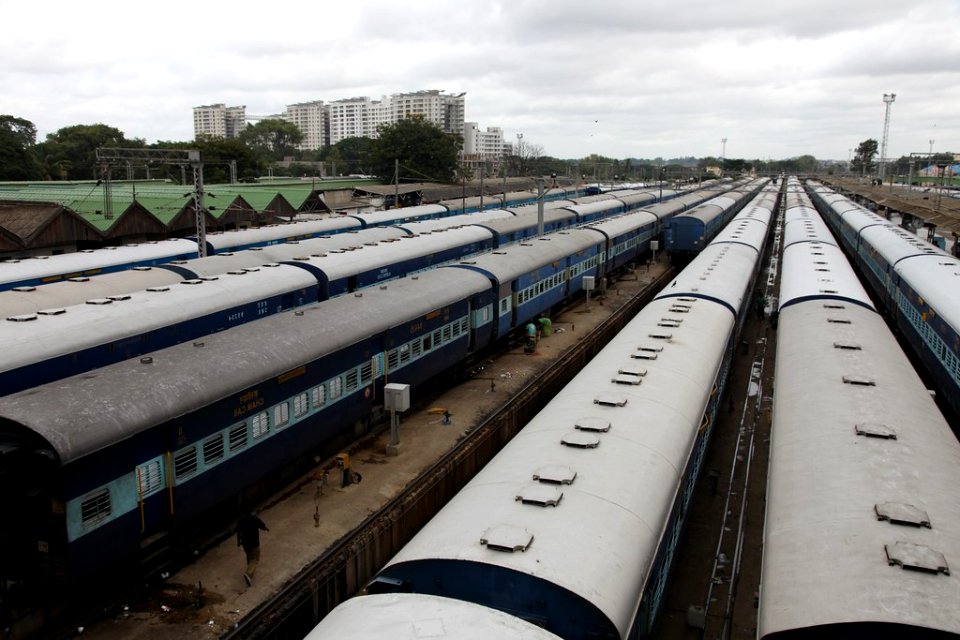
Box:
(851, 139, 878, 176)
(238, 119, 304, 162)
(369, 115, 462, 183)
(36, 123, 138, 181)
(323, 137, 375, 175)
(0, 115, 44, 180)
(151, 136, 266, 183)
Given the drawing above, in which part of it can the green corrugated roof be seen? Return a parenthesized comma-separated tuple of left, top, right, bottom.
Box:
(0, 179, 380, 232)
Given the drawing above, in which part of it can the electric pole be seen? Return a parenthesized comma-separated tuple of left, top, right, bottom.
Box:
(879, 93, 896, 181)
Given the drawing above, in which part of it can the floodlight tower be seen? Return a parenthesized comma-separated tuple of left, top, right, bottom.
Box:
(720, 137, 727, 177)
(878, 93, 896, 181)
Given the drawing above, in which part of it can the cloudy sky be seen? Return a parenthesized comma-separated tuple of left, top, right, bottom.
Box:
(3, 0, 958, 161)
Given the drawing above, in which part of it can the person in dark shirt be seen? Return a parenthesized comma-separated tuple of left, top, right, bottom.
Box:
(236, 511, 269, 586)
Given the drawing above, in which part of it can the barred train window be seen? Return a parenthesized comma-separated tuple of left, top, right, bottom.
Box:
(203, 434, 224, 464)
(294, 392, 309, 418)
(229, 423, 248, 451)
(346, 369, 359, 391)
(312, 384, 326, 408)
(252, 411, 269, 439)
(274, 402, 290, 428)
(81, 488, 111, 528)
(330, 377, 343, 400)
(174, 446, 198, 479)
(138, 460, 162, 495)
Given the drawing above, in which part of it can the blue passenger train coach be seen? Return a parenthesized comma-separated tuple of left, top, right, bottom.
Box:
(0, 204, 670, 621)
(807, 181, 960, 422)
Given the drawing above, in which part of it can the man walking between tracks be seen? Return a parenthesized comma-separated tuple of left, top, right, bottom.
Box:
(236, 510, 269, 586)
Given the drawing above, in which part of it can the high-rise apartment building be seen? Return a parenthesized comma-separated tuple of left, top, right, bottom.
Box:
(463, 122, 506, 158)
(283, 100, 328, 150)
(327, 97, 389, 145)
(390, 90, 465, 136)
(193, 104, 246, 139)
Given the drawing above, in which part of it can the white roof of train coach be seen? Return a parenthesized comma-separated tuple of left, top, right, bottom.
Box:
(0, 265, 319, 378)
(762, 301, 960, 635)
(779, 243, 875, 310)
(382, 294, 737, 638)
(308, 594, 562, 640)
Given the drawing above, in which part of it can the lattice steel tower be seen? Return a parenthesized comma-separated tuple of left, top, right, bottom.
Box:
(879, 93, 896, 180)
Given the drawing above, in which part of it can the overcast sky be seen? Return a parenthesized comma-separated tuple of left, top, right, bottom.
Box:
(3, 0, 958, 161)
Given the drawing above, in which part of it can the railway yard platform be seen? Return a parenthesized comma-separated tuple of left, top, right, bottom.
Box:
(73, 260, 681, 640)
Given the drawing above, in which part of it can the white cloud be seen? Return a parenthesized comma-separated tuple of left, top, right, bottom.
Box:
(1, 0, 957, 161)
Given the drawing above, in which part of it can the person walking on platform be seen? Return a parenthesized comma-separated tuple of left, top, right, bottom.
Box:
(236, 510, 269, 586)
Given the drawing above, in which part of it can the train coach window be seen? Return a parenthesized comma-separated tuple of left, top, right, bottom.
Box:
(229, 423, 248, 452)
(346, 370, 359, 391)
(274, 403, 290, 428)
(80, 488, 112, 529)
(138, 460, 163, 496)
(174, 447, 198, 480)
(330, 377, 343, 400)
(312, 384, 327, 408)
(202, 435, 224, 465)
(252, 412, 269, 439)
(294, 393, 309, 418)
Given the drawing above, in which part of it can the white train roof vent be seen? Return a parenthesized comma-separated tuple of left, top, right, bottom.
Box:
(855, 422, 897, 439)
(533, 465, 577, 485)
(7, 313, 37, 322)
(834, 341, 862, 350)
(575, 417, 610, 432)
(242, 267, 261, 273)
(132, 266, 153, 271)
(885, 541, 949, 575)
(107, 294, 131, 302)
(819, 288, 839, 294)
(648, 332, 672, 340)
(593, 393, 628, 407)
(658, 319, 682, 328)
(827, 318, 852, 324)
(146, 286, 171, 292)
(612, 374, 643, 386)
(561, 432, 601, 448)
(669, 304, 692, 313)
(677, 297, 697, 303)
(823, 303, 846, 309)
(843, 375, 876, 387)
(181, 279, 204, 285)
(37, 308, 66, 316)
(168, 260, 189, 264)
(199, 276, 219, 282)
(216, 252, 234, 257)
(875, 503, 932, 528)
(12, 286, 36, 292)
(618, 364, 647, 377)
(227, 270, 247, 276)
(85, 298, 113, 305)
(68, 277, 90, 283)
(480, 525, 533, 553)
(262, 263, 280, 268)
(515, 484, 563, 507)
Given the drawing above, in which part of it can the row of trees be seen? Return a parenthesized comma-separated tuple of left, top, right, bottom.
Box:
(0, 114, 466, 184)
(3, 112, 846, 186)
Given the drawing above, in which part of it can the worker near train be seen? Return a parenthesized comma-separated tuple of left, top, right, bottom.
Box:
(236, 510, 269, 586)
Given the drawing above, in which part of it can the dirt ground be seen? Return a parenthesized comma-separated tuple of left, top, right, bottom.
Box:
(76, 261, 669, 640)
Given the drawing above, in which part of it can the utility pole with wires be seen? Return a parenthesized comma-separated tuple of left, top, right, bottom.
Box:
(96, 147, 210, 256)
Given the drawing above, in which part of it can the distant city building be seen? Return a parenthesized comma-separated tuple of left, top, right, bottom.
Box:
(389, 90, 465, 136)
(327, 96, 388, 145)
(283, 100, 328, 151)
(193, 104, 246, 139)
(463, 122, 506, 157)
(197, 90, 486, 150)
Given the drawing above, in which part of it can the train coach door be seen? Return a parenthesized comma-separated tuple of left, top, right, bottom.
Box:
(135, 455, 170, 535)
